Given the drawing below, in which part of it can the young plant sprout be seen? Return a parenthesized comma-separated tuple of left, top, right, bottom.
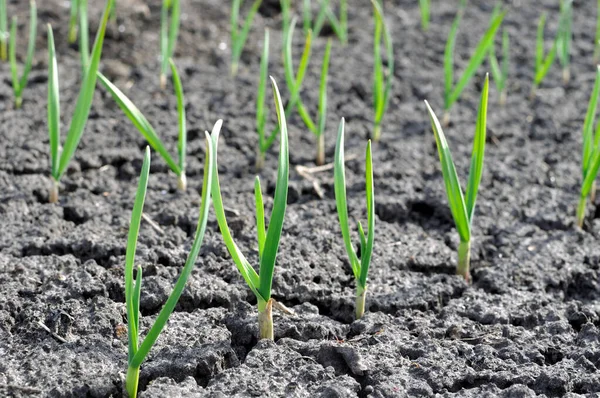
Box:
(0, 0, 6, 61)
(371, 0, 393, 142)
(577, 66, 600, 228)
(425, 74, 489, 282)
(211, 77, 288, 340)
(122, 140, 215, 398)
(46, 0, 113, 203)
(230, 0, 262, 76)
(531, 13, 557, 98)
(487, 4, 509, 106)
(98, 59, 189, 190)
(419, 0, 430, 32)
(302, 0, 348, 44)
(78, 0, 89, 69)
(284, 31, 332, 165)
(255, 29, 275, 170)
(160, 0, 180, 89)
(281, 19, 331, 165)
(443, 4, 503, 125)
(9, 0, 36, 109)
(556, 0, 572, 84)
(68, 0, 79, 43)
(334, 118, 374, 319)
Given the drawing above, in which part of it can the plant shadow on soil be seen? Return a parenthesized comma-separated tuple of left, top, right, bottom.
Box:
(2, 0, 600, 397)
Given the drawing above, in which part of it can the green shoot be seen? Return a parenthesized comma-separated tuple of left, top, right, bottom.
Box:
(334, 118, 374, 319)
(255, 29, 272, 170)
(160, 0, 180, 89)
(283, 19, 331, 165)
(256, 17, 311, 169)
(532, 13, 557, 98)
(281, 0, 291, 43)
(0, 0, 6, 61)
(303, 0, 348, 45)
(230, 0, 262, 76)
(98, 59, 189, 190)
(68, 0, 78, 43)
(425, 74, 489, 282)
(123, 137, 214, 398)
(9, 0, 37, 109)
(443, 4, 503, 125)
(211, 77, 289, 340)
(371, 0, 394, 141)
(577, 66, 600, 228)
(78, 0, 89, 70)
(595, 0, 600, 62)
(46, 0, 113, 203)
(419, 0, 430, 32)
(556, 0, 572, 84)
(488, 12, 509, 107)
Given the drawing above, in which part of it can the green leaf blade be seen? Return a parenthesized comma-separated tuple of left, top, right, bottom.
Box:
(465, 74, 489, 223)
(258, 77, 289, 301)
(56, 0, 114, 180)
(47, 24, 60, 179)
(425, 100, 471, 242)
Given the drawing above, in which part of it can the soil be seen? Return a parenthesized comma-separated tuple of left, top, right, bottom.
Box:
(1, 0, 600, 396)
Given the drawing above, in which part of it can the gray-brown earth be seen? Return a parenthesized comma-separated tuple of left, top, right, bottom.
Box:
(1, 0, 600, 397)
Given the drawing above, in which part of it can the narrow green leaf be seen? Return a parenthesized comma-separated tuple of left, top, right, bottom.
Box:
(132, 264, 142, 334)
(425, 100, 471, 242)
(125, 146, 151, 363)
(210, 120, 262, 298)
(169, 59, 186, 173)
(444, 7, 462, 109)
(334, 118, 361, 280)
(465, 74, 489, 223)
(419, 0, 430, 31)
(97, 72, 182, 176)
(312, 0, 332, 37)
(535, 13, 546, 74)
(19, 0, 37, 95)
(78, 0, 89, 70)
(68, 0, 78, 43)
(448, 10, 504, 107)
(47, 24, 60, 179)
(534, 40, 557, 86)
(317, 39, 332, 137)
(257, 77, 289, 301)
(357, 220, 366, 261)
(257, 29, 269, 152)
(131, 131, 214, 368)
(302, 0, 311, 34)
(0, 0, 7, 61)
(583, 66, 600, 178)
(231, 0, 262, 72)
(56, 0, 113, 180)
(255, 176, 266, 259)
(358, 139, 374, 287)
(9, 17, 18, 95)
(167, 0, 180, 64)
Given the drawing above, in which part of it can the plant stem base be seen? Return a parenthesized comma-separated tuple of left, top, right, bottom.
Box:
(160, 74, 167, 90)
(442, 112, 450, 128)
(577, 196, 587, 228)
(177, 173, 187, 191)
(457, 240, 471, 283)
(49, 179, 59, 203)
(355, 286, 367, 319)
(126, 366, 140, 398)
(316, 134, 325, 165)
(373, 124, 381, 142)
(258, 299, 273, 340)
